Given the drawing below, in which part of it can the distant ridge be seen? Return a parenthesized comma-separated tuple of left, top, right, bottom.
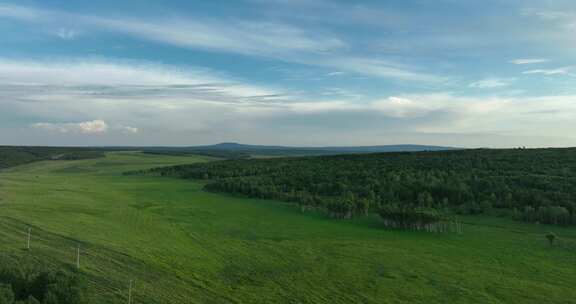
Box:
(139, 142, 462, 159)
(195, 142, 460, 153)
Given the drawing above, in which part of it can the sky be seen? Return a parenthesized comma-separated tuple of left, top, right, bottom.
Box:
(1, 0, 576, 148)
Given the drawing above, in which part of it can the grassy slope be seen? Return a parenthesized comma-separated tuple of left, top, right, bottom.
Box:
(0, 152, 575, 303)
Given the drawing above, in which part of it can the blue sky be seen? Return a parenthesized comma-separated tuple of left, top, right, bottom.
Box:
(1, 0, 576, 147)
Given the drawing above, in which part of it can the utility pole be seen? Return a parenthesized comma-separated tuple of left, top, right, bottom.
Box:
(26, 228, 31, 250)
(128, 280, 133, 304)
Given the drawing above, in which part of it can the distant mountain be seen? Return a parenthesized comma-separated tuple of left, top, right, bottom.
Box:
(202, 142, 289, 150)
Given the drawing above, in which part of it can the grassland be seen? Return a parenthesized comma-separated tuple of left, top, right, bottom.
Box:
(0, 152, 575, 303)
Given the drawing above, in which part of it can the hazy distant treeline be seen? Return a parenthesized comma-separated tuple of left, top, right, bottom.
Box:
(0, 147, 104, 169)
(133, 148, 576, 226)
(142, 149, 251, 159)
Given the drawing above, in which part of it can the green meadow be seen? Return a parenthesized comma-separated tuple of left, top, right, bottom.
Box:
(0, 152, 575, 303)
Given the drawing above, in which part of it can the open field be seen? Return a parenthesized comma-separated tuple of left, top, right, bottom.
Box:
(1, 152, 575, 303)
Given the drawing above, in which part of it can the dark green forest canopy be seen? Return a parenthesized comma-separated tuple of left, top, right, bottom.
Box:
(0, 147, 104, 169)
(135, 148, 576, 226)
(0, 255, 87, 304)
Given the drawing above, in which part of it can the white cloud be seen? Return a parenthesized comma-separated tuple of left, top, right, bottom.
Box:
(373, 96, 430, 118)
(54, 28, 81, 40)
(510, 58, 550, 65)
(277, 92, 576, 134)
(326, 71, 345, 76)
(283, 100, 358, 113)
(31, 120, 141, 135)
(366, 94, 504, 120)
(523, 67, 573, 75)
(33, 120, 108, 134)
(117, 125, 139, 134)
(78, 120, 108, 133)
(363, 93, 576, 136)
(469, 78, 515, 89)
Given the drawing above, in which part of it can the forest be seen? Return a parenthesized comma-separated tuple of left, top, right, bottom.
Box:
(134, 148, 576, 227)
(0, 147, 103, 170)
(0, 256, 87, 304)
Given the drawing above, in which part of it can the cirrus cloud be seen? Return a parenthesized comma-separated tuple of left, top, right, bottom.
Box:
(469, 78, 515, 89)
(0, 3, 445, 83)
(510, 58, 550, 65)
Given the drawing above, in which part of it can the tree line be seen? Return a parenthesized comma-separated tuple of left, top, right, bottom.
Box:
(0, 147, 104, 170)
(131, 148, 576, 227)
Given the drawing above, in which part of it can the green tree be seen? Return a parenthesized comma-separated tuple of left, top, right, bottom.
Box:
(18, 296, 41, 304)
(417, 192, 434, 208)
(0, 283, 14, 304)
(546, 232, 557, 246)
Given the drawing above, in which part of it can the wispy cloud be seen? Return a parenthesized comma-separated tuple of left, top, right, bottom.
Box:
(523, 67, 574, 75)
(522, 8, 576, 23)
(469, 78, 515, 89)
(511, 58, 550, 65)
(88, 17, 346, 57)
(0, 3, 444, 83)
(0, 58, 280, 99)
(326, 71, 345, 77)
(118, 125, 139, 134)
(53, 28, 81, 40)
(311, 57, 446, 83)
(0, 3, 344, 56)
(0, 3, 41, 20)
